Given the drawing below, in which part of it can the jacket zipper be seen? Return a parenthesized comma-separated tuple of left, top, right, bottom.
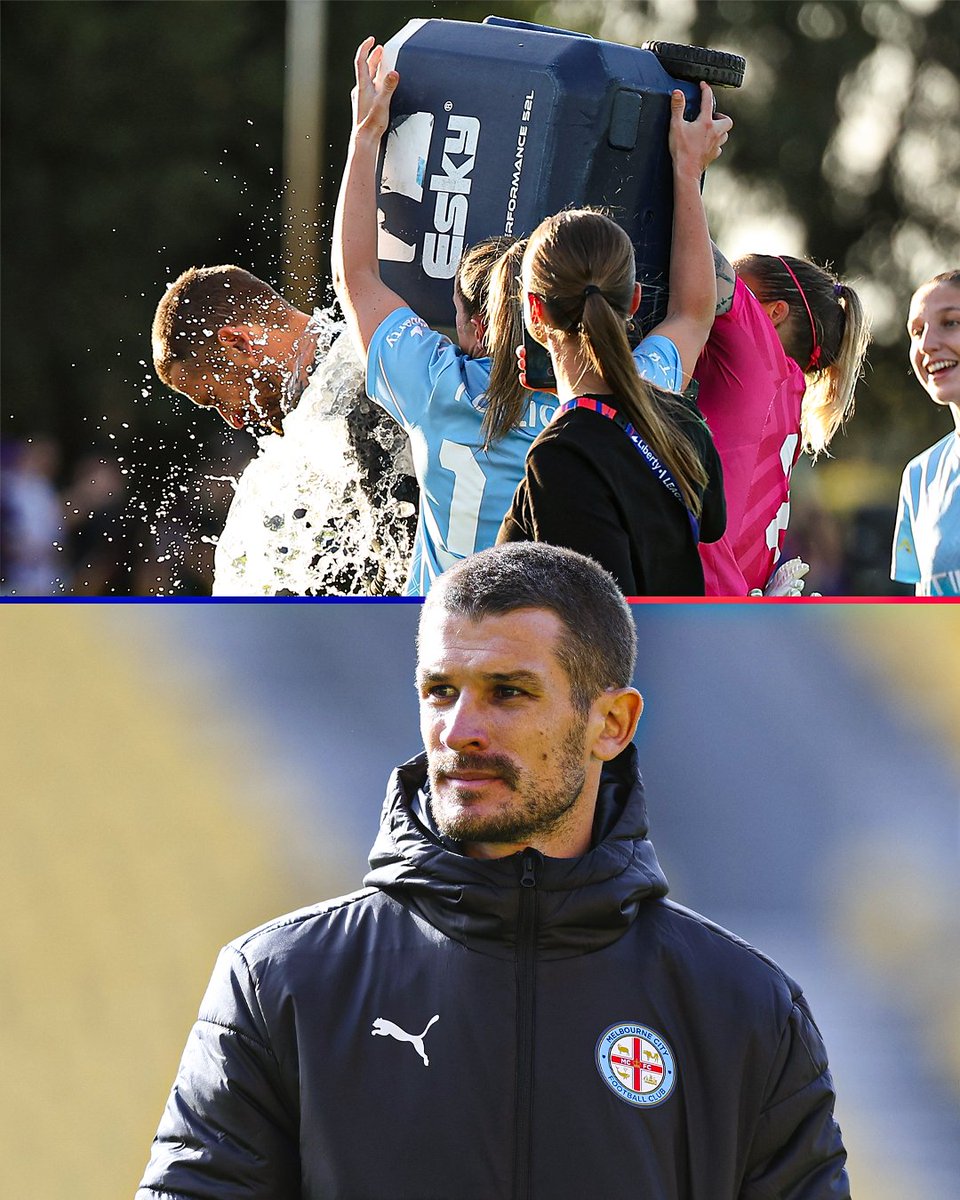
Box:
(512, 849, 540, 1200)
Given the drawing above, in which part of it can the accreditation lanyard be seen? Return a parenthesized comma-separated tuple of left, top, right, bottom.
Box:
(558, 397, 701, 542)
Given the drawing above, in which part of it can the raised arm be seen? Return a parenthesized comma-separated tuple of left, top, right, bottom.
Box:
(713, 242, 737, 316)
(332, 37, 407, 358)
(654, 82, 733, 385)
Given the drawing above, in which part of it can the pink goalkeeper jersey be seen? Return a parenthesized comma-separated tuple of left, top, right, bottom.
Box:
(694, 277, 806, 595)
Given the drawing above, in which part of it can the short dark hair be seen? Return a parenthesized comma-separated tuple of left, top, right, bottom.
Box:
(152, 265, 289, 389)
(420, 543, 637, 712)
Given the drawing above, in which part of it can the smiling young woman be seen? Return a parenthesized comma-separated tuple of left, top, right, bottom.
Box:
(891, 270, 960, 596)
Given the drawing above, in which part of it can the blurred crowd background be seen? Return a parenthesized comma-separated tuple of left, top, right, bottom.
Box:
(2, 0, 960, 596)
(2, 602, 958, 1196)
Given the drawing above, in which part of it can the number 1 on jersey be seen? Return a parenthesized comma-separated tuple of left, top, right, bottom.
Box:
(439, 439, 487, 557)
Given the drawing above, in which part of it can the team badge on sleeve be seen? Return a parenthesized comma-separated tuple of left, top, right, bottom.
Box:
(595, 1022, 677, 1107)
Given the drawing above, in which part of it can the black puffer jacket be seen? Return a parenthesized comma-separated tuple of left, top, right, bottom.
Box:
(137, 747, 849, 1200)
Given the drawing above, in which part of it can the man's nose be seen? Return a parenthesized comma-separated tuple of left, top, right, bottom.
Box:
(440, 696, 489, 752)
(219, 407, 245, 430)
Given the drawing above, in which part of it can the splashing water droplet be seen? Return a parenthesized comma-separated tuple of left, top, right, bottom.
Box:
(211, 311, 416, 596)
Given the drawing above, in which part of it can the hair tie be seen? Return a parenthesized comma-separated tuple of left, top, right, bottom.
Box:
(777, 256, 822, 372)
(583, 284, 602, 298)
(833, 281, 844, 299)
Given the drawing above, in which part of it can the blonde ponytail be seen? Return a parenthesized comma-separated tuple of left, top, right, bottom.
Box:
(483, 240, 529, 448)
(800, 281, 871, 458)
(734, 253, 871, 459)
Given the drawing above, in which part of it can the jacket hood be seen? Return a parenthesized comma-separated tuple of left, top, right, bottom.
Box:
(364, 743, 669, 960)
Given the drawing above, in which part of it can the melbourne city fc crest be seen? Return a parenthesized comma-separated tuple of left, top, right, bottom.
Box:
(595, 1022, 677, 1108)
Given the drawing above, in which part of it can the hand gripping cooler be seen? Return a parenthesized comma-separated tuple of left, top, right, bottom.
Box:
(376, 16, 743, 332)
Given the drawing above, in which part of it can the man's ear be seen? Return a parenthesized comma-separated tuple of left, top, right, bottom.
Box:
(217, 324, 263, 357)
(590, 688, 644, 762)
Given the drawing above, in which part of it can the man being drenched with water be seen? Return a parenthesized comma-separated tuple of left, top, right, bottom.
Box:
(151, 265, 418, 595)
(153, 265, 322, 436)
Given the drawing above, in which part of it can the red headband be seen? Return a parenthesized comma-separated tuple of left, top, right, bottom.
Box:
(777, 256, 821, 371)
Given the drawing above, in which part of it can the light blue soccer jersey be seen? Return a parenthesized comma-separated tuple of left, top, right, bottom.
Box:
(891, 430, 960, 596)
(367, 306, 682, 594)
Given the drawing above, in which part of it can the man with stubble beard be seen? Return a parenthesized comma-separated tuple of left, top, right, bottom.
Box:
(138, 542, 849, 1199)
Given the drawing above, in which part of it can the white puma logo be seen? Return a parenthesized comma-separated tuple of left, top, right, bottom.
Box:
(371, 1014, 440, 1066)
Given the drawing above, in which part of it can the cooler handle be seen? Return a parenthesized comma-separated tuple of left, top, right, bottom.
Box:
(482, 15, 592, 39)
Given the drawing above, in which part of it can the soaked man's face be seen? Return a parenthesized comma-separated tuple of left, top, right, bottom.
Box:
(168, 355, 285, 435)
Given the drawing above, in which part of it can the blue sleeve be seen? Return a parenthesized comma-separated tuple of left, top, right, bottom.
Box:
(366, 306, 475, 432)
(633, 333, 684, 394)
(891, 464, 920, 584)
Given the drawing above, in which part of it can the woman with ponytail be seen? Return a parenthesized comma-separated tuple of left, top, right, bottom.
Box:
(495, 84, 731, 596)
(695, 251, 871, 595)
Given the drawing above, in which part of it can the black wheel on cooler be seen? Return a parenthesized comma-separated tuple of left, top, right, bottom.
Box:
(641, 41, 746, 89)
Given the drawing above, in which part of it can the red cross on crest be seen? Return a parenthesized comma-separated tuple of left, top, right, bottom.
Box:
(609, 1037, 664, 1094)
